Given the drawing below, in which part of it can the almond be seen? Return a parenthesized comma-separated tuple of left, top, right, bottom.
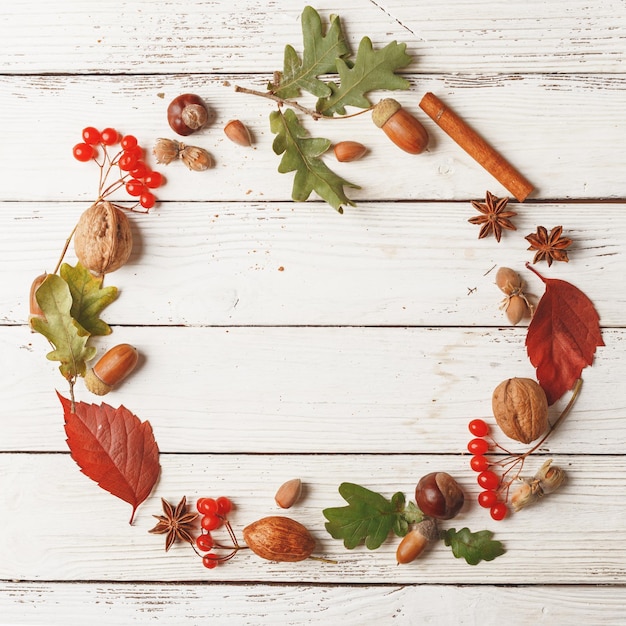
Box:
(275, 478, 302, 509)
(242, 516, 315, 562)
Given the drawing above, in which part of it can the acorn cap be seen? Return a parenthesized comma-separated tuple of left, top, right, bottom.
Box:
(372, 98, 402, 128)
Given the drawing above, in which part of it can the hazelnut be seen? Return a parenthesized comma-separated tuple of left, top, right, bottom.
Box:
(180, 145, 213, 171)
(224, 119, 252, 146)
(333, 141, 368, 162)
(167, 94, 210, 136)
(153, 138, 181, 164)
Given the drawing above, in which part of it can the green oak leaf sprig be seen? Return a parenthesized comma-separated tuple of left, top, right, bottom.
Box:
(235, 5, 414, 212)
(323, 482, 505, 566)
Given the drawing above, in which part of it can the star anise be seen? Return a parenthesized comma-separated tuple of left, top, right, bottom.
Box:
(525, 225, 572, 266)
(149, 496, 198, 551)
(468, 191, 517, 242)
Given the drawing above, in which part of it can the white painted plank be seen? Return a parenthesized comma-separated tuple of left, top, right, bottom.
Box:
(0, 453, 624, 584)
(2, 0, 625, 74)
(1, 75, 626, 202)
(1, 325, 619, 454)
(2, 581, 625, 626)
(3, 202, 623, 326)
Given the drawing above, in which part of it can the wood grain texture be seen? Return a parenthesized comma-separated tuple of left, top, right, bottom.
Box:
(1, 0, 625, 623)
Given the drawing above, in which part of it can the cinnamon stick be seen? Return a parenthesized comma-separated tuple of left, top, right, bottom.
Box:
(419, 92, 534, 202)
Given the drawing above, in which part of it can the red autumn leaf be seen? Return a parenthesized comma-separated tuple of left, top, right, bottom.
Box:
(58, 392, 160, 524)
(525, 264, 604, 405)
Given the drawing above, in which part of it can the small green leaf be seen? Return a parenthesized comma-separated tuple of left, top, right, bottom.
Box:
(271, 6, 351, 99)
(442, 527, 506, 565)
(60, 262, 118, 336)
(316, 38, 411, 117)
(29, 274, 97, 380)
(323, 482, 403, 550)
(270, 108, 359, 212)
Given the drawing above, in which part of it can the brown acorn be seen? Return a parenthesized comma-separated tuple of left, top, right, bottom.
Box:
(29, 273, 48, 321)
(372, 99, 429, 154)
(84, 343, 139, 395)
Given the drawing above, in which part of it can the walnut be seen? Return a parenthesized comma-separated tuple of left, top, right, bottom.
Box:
(74, 201, 133, 275)
(491, 377, 549, 443)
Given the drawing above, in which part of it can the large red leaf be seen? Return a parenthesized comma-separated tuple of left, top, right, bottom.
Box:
(525, 265, 604, 405)
(59, 393, 160, 523)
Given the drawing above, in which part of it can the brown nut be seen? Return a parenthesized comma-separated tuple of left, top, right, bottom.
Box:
(275, 478, 302, 509)
(415, 472, 464, 520)
(29, 273, 48, 321)
(153, 138, 181, 164)
(180, 145, 213, 171)
(372, 99, 429, 154)
(167, 94, 209, 136)
(495, 267, 523, 295)
(74, 201, 133, 275)
(224, 120, 252, 146)
(333, 141, 367, 162)
(504, 294, 530, 325)
(492, 377, 549, 444)
(84, 343, 139, 396)
(396, 518, 438, 564)
(242, 516, 315, 562)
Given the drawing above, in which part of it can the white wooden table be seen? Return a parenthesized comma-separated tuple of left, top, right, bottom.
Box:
(1, 1, 625, 623)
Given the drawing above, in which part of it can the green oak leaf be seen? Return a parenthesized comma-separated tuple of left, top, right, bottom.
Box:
(316, 37, 412, 117)
(60, 262, 118, 336)
(270, 108, 359, 212)
(323, 482, 407, 549)
(442, 527, 506, 565)
(29, 274, 97, 380)
(271, 6, 351, 99)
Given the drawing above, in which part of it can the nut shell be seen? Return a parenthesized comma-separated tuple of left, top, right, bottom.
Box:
(74, 201, 133, 275)
(242, 516, 315, 562)
(492, 377, 549, 443)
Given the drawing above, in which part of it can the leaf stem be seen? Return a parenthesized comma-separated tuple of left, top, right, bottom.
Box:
(53, 223, 78, 275)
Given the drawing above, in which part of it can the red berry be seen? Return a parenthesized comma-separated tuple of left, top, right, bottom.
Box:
(125, 179, 145, 197)
(121, 134, 138, 150)
(468, 419, 489, 437)
(202, 553, 219, 569)
(477, 490, 498, 508)
(119, 152, 137, 171)
(467, 438, 489, 455)
(477, 470, 500, 491)
(82, 126, 101, 145)
(139, 191, 156, 209)
(197, 497, 218, 515)
(196, 533, 214, 552)
(216, 496, 232, 516)
(470, 455, 489, 472)
(100, 128, 119, 145)
(73, 142, 95, 162)
(143, 171, 164, 189)
(201, 514, 222, 531)
(490, 502, 508, 521)
(130, 161, 148, 179)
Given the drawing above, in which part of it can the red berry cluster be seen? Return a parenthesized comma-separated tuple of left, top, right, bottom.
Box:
(195, 496, 240, 569)
(72, 126, 164, 210)
(467, 419, 508, 521)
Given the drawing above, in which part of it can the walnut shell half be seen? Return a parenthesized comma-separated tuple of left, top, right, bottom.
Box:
(74, 201, 132, 275)
(492, 377, 549, 443)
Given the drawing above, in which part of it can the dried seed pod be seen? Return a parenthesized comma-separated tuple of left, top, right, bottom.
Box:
(74, 201, 133, 275)
(224, 119, 252, 146)
(242, 516, 315, 562)
(180, 145, 213, 171)
(492, 377, 549, 444)
(84, 343, 139, 395)
(333, 141, 367, 162)
(153, 138, 181, 164)
(29, 273, 48, 321)
(510, 479, 541, 512)
(534, 459, 566, 494)
(372, 98, 429, 154)
(275, 478, 303, 509)
(495, 267, 523, 295)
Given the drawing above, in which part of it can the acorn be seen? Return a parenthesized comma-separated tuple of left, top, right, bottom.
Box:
(84, 343, 139, 395)
(372, 99, 429, 154)
(29, 273, 48, 321)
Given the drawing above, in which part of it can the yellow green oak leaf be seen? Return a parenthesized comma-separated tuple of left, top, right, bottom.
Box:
(270, 108, 359, 212)
(29, 273, 97, 380)
(270, 6, 351, 99)
(60, 262, 118, 336)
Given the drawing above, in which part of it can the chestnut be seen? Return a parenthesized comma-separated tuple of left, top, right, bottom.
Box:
(167, 93, 209, 136)
(415, 472, 464, 520)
